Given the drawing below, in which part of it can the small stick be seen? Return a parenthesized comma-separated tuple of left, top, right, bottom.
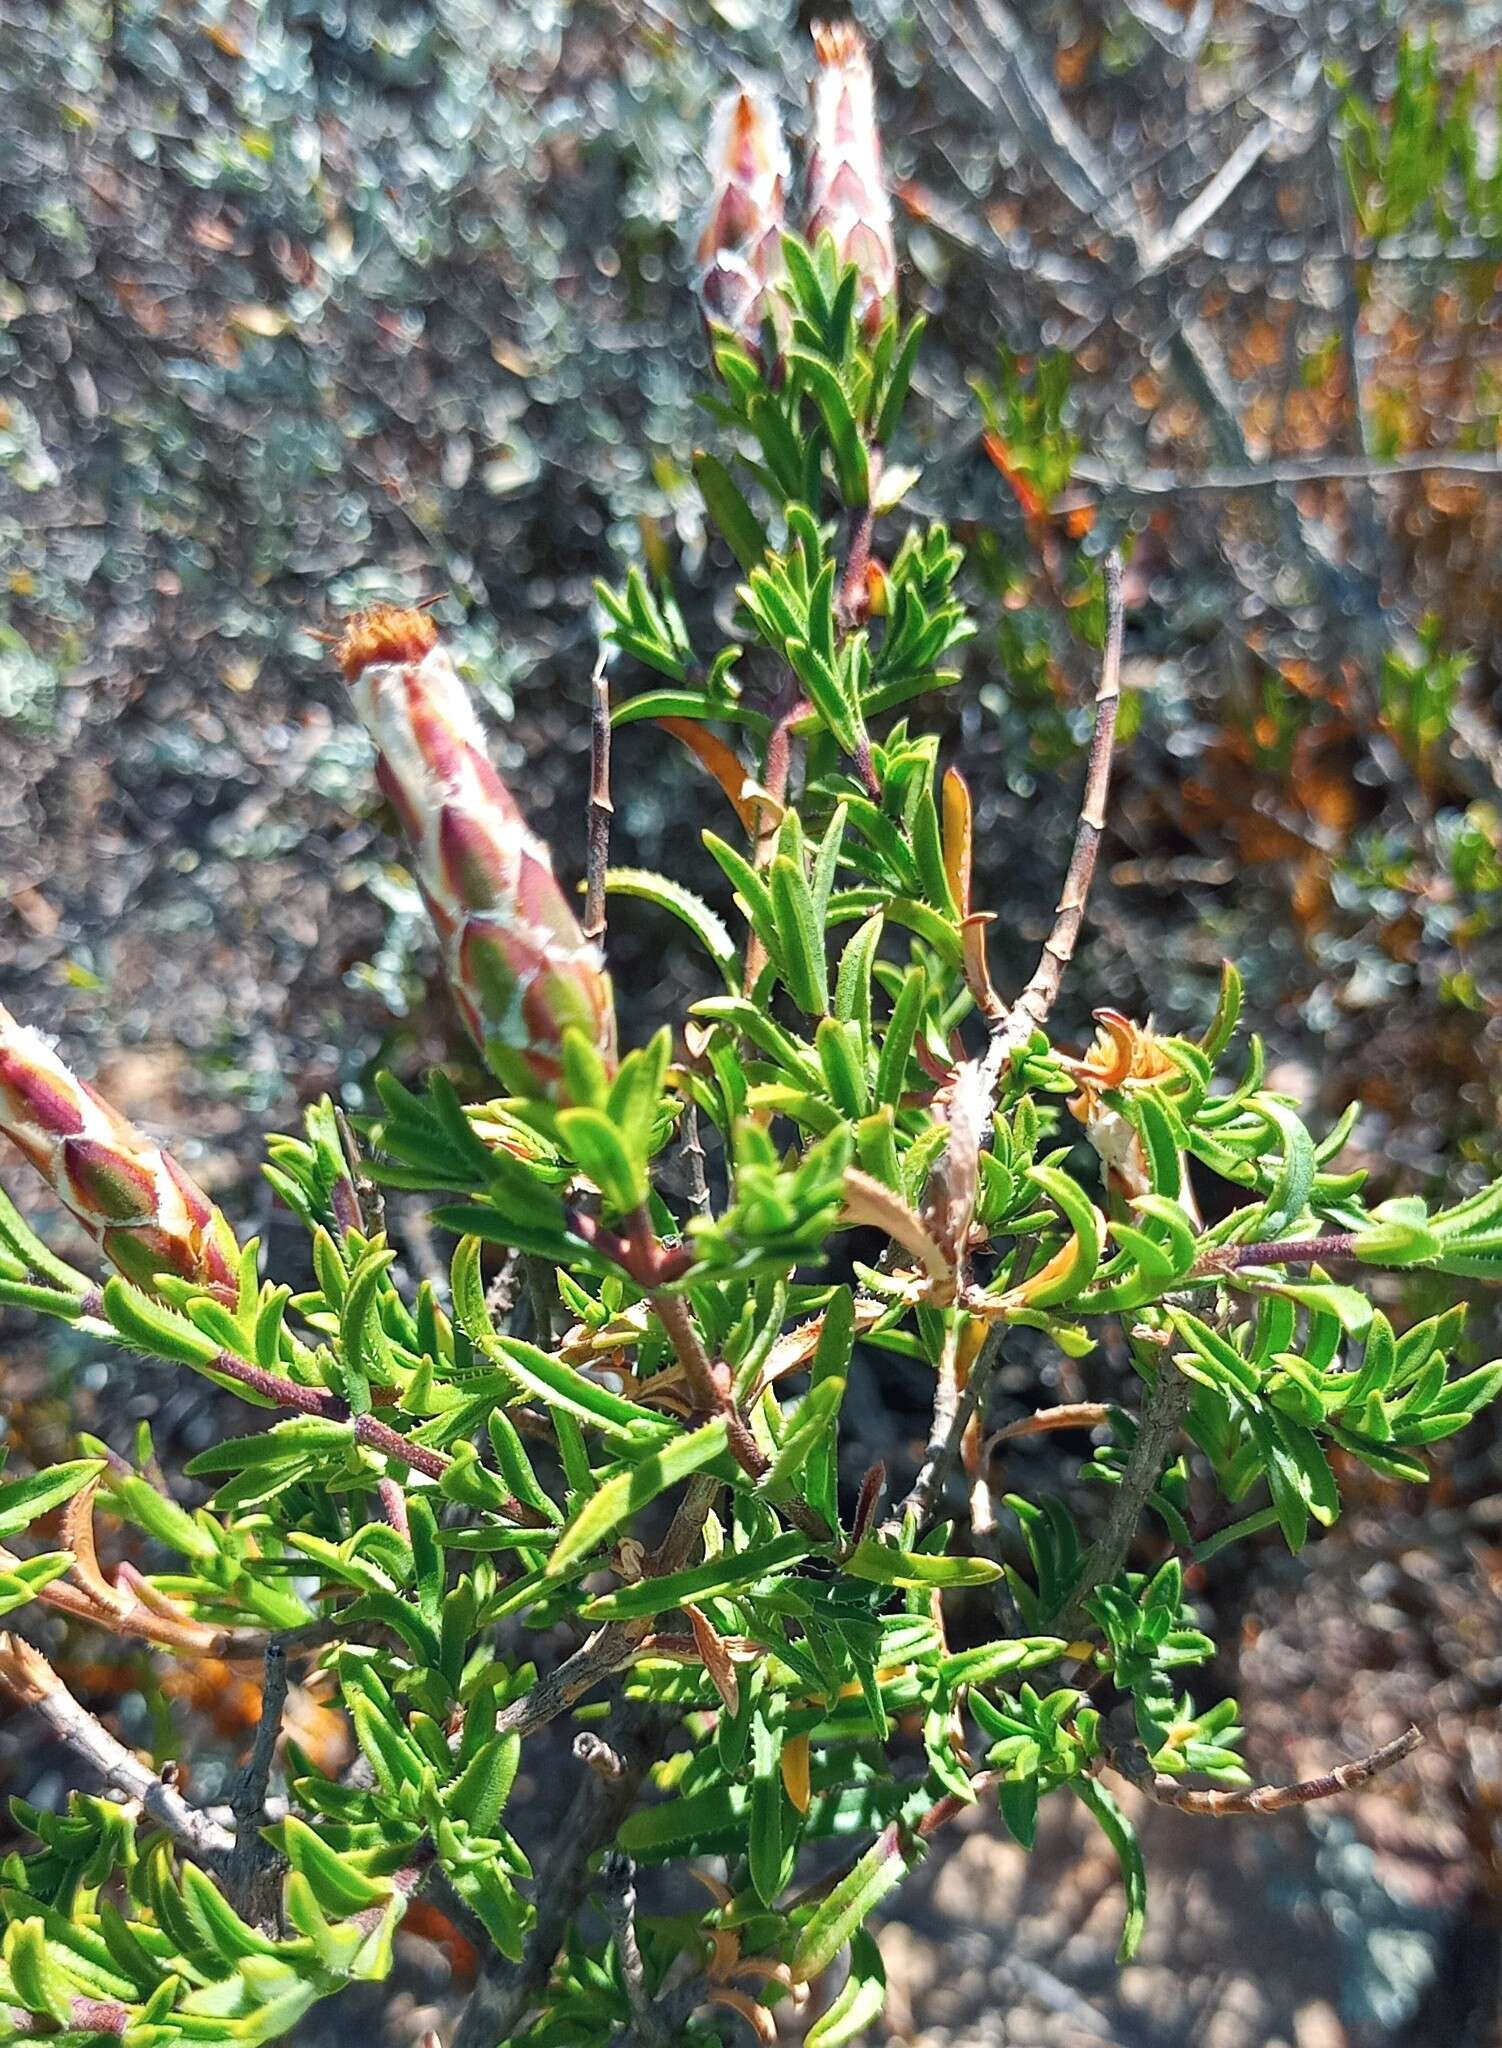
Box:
(585, 650, 613, 946)
(1059, 1353, 1191, 1633)
(170, 1344, 543, 1528)
(895, 1322, 1004, 1536)
(600, 1852, 667, 2045)
(626, 1209, 829, 1544)
(227, 1636, 291, 1919)
(1111, 1722, 1423, 1816)
(575, 1731, 628, 1781)
(681, 1100, 712, 1220)
(0, 1633, 234, 1867)
(982, 547, 1125, 1084)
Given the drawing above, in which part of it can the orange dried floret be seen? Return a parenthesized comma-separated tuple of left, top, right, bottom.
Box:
(336, 603, 439, 679)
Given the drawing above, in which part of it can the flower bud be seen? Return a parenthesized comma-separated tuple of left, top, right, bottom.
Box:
(339, 606, 616, 1099)
(805, 22, 896, 336)
(0, 1005, 239, 1300)
(697, 85, 789, 356)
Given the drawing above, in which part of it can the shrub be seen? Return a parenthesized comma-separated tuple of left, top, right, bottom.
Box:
(0, 24, 1499, 2048)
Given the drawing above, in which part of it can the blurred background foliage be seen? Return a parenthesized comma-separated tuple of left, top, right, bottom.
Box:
(2, 2, 1501, 2043)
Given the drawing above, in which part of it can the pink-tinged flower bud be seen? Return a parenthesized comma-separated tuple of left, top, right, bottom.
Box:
(697, 86, 789, 356)
(0, 1006, 239, 1300)
(805, 22, 897, 336)
(338, 607, 616, 1099)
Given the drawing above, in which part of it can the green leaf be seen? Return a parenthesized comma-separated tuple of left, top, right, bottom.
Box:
(546, 1419, 730, 1576)
(788, 348, 870, 505)
(337, 1246, 398, 1416)
(874, 966, 926, 1108)
(581, 1533, 812, 1620)
(749, 1709, 788, 1906)
(472, 1326, 675, 1444)
(874, 315, 926, 443)
(0, 1459, 104, 1541)
(793, 1828, 911, 1983)
(694, 450, 770, 572)
(102, 1278, 232, 1376)
(757, 1377, 846, 1504)
(1073, 1777, 1147, 1961)
(703, 830, 783, 967)
(1253, 1100, 1316, 1237)
(805, 1928, 887, 2047)
(448, 1732, 521, 1835)
(845, 1538, 1002, 1589)
(605, 869, 736, 982)
(279, 1815, 390, 1914)
(770, 854, 831, 1016)
(1021, 1167, 1103, 1307)
(557, 1106, 647, 1213)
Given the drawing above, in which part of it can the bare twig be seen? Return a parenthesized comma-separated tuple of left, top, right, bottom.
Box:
(895, 1321, 1004, 1536)
(1059, 1355, 1192, 1633)
(600, 1853, 666, 2044)
(494, 1474, 723, 1745)
(575, 1730, 628, 1781)
(610, 1974, 710, 2048)
(227, 1635, 291, 1922)
(630, 1211, 830, 1544)
(1139, 119, 1276, 274)
(1074, 446, 1502, 495)
(982, 547, 1124, 1086)
(1108, 1719, 1423, 1815)
(453, 1700, 673, 2048)
(680, 1100, 712, 1220)
(585, 650, 613, 946)
(0, 1633, 234, 1867)
(494, 1624, 648, 1743)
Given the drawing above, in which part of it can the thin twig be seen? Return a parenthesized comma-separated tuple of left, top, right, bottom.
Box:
(227, 1636, 291, 1922)
(680, 1100, 712, 1220)
(1073, 446, 1502, 495)
(895, 1321, 1003, 1536)
(982, 547, 1124, 1087)
(453, 1699, 674, 2048)
(611, 1976, 710, 2048)
(630, 1210, 829, 1543)
(1189, 1232, 1358, 1279)
(495, 1474, 723, 1744)
(0, 1633, 234, 1867)
(600, 1853, 666, 2044)
(1109, 1719, 1423, 1815)
(1058, 1354, 1192, 1633)
(585, 650, 613, 946)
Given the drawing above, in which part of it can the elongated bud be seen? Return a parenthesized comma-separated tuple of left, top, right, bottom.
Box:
(338, 606, 616, 1099)
(806, 22, 896, 336)
(0, 1005, 239, 1300)
(697, 85, 789, 357)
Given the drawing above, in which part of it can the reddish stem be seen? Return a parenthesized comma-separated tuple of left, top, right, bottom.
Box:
(1190, 1232, 1358, 1279)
